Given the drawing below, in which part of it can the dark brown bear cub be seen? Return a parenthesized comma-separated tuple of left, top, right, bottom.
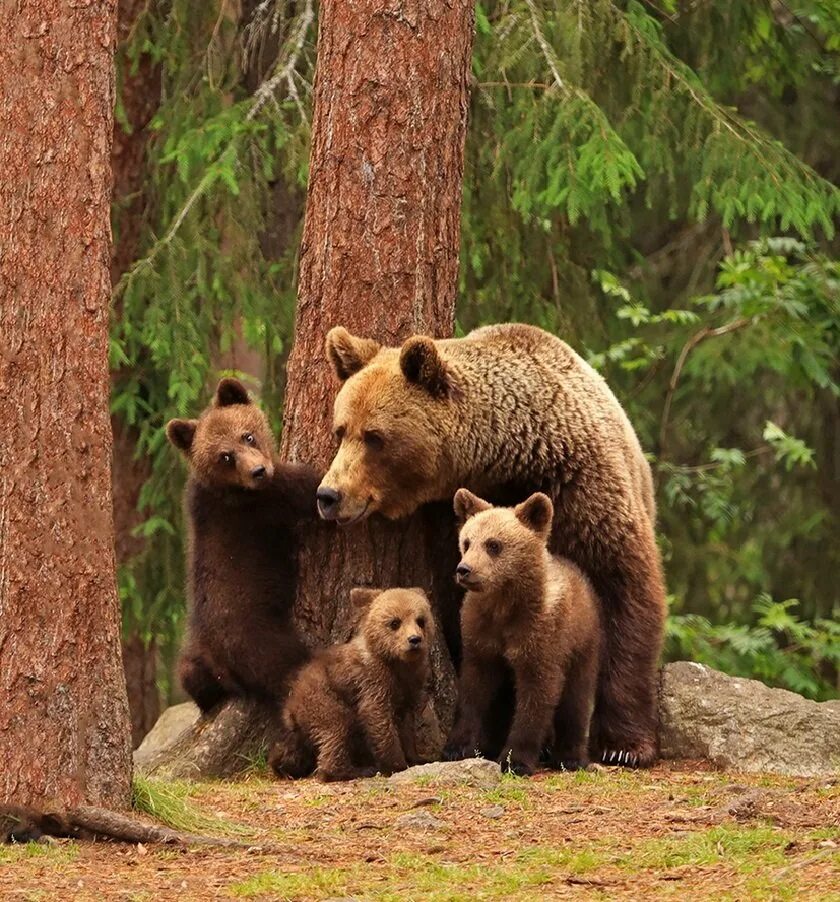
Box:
(269, 588, 433, 782)
(166, 378, 321, 713)
(444, 490, 602, 775)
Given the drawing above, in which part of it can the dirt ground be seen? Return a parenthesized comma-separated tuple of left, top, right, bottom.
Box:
(1, 761, 837, 901)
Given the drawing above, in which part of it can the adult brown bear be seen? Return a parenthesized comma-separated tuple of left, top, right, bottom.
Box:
(316, 323, 665, 767)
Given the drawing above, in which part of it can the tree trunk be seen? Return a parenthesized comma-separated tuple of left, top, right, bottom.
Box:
(0, 0, 132, 809)
(281, 0, 476, 733)
(111, 0, 164, 749)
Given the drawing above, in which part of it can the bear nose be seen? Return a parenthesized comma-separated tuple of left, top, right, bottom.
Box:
(456, 563, 472, 578)
(408, 635, 422, 647)
(316, 486, 342, 519)
(250, 465, 266, 480)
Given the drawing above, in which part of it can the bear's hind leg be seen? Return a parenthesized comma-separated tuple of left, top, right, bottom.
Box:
(178, 649, 232, 713)
(590, 569, 662, 767)
(268, 721, 316, 779)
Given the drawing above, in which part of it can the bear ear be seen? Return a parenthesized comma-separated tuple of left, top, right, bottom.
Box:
(349, 587, 382, 612)
(453, 488, 492, 524)
(166, 419, 198, 454)
(399, 336, 453, 398)
(514, 492, 554, 538)
(214, 377, 251, 407)
(325, 327, 381, 381)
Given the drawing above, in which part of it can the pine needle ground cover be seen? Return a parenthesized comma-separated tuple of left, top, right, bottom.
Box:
(2, 763, 837, 900)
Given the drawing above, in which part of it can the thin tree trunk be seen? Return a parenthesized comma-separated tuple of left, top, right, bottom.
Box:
(111, 0, 163, 749)
(281, 0, 476, 732)
(0, 0, 132, 808)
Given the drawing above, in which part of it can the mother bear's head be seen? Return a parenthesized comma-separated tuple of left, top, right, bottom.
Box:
(316, 326, 460, 524)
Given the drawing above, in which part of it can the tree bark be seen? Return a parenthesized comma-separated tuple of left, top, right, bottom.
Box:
(111, 0, 164, 749)
(0, 0, 132, 808)
(281, 0, 476, 733)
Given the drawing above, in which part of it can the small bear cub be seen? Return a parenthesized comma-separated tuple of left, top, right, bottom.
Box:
(166, 377, 321, 713)
(269, 587, 434, 782)
(444, 489, 602, 775)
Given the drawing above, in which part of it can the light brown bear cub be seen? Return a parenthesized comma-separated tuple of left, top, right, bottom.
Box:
(269, 588, 433, 782)
(444, 489, 602, 775)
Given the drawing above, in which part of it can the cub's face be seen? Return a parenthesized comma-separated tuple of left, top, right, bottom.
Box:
(453, 490, 554, 594)
(166, 378, 276, 490)
(316, 328, 457, 525)
(352, 587, 435, 663)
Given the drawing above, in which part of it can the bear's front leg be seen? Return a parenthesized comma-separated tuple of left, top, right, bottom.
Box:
(500, 661, 560, 776)
(443, 652, 503, 761)
(398, 701, 431, 766)
(357, 692, 407, 774)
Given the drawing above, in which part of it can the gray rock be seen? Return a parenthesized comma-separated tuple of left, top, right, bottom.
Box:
(388, 758, 502, 789)
(395, 810, 445, 830)
(133, 702, 200, 768)
(480, 805, 505, 819)
(659, 662, 840, 778)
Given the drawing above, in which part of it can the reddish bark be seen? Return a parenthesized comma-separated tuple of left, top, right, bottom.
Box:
(0, 0, 132, 807)
(281, 0, 475, 728)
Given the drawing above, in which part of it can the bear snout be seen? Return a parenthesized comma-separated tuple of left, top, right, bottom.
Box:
(250, 465, 267, 480)
(316, 485, 342, 519)
(407, 634, 422, 648)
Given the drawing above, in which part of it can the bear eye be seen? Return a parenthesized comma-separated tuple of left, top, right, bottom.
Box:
(462, 539, 470, 551)
(363, 430, 385, 451)
(243, 433, 256, 445)
(416, 616, 426, 629)
(485, 539, 502, 557)
(389, 618, 400, 631)
(219, 452, 234, 466)
(334, 425, 346, 442)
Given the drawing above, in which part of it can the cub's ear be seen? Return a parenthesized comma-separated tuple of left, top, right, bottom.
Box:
(400, 336, 453, 398)
(325, 327, 381, 381)
(215, 377, 251, 407)
(514, 492, 554, 538)
(166, 419, 198, 454)
(349, 587, 382, 612)
(453, 488, 492, 524)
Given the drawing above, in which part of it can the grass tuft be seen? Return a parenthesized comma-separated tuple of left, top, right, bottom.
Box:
(131, 774, 251, 838)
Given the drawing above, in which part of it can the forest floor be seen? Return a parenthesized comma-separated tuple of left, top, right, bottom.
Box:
(1, 761, 838, 901)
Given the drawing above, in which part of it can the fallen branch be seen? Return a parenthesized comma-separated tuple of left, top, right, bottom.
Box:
(0, 803, 258, 849)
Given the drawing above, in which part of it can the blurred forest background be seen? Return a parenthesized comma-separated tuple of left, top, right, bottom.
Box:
(110, 0, 840, 741)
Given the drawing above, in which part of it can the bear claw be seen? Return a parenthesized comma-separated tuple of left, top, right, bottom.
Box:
(601, 749, 641, 768)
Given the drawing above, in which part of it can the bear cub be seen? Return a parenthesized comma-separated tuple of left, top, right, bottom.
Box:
(166, 378, 321, 713)
(269, 588, 434, 782)
(444, 489, 602, 775)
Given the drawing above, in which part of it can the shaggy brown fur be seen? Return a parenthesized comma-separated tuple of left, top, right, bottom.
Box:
(318, 323, 666, 767)
(269, 588, 433, 782)
(444, 490, 601, 775)
(167, 378, 322, 713)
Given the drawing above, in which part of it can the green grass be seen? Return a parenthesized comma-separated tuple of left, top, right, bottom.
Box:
(229, 844, 614, 899)
(131, 774, 251, 838)
(625, 824, 789, 871)
(226, 822, 836, 900)
(0, 841, 79, 866)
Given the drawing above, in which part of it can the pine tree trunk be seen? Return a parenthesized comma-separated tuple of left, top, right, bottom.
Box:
(281, 0, 476, 732)
(0, 0, 132, 808)
(111, 0, 163, 749)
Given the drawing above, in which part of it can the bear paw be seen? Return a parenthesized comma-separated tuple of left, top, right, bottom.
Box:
(497, 749, 537, 777)
(553, 758, 588, 772)
(442, 742, 483, 762)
